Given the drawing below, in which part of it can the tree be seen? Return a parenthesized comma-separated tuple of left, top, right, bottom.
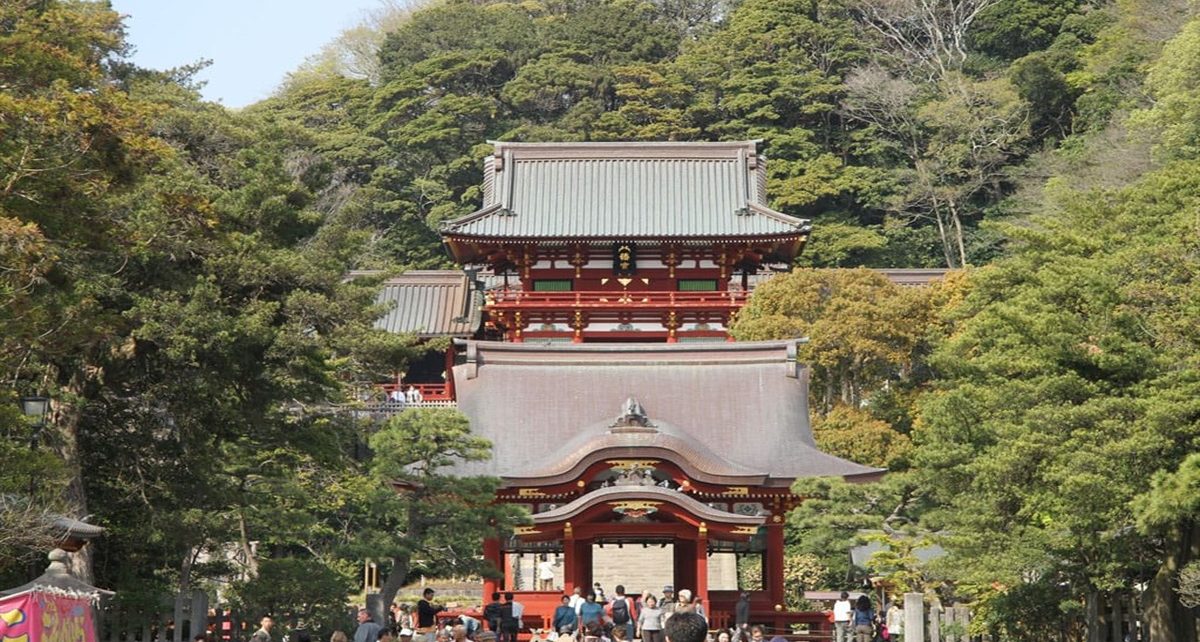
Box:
(842, 0, 1005, 81)
(365, 408, 526, 621)
(731, 268, 933, 412)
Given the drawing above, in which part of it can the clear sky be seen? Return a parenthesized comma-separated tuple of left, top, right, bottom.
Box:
(110, 1, 388, 108)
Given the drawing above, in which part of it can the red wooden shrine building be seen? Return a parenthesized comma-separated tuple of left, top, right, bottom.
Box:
(374, 141, 890, 635)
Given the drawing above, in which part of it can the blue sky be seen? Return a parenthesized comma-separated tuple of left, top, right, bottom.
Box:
(110, 1, 388, 107)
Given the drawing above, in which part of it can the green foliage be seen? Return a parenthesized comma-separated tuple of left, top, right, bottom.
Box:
(228, 558, 356, 633)
(731, 268, 933, 411)
(813, 405, 913, 470)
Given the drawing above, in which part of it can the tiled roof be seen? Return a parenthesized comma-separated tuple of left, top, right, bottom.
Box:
(448, 340, 883, 483)
(374, 271, 481, 338)
(441, 141, 810, 239)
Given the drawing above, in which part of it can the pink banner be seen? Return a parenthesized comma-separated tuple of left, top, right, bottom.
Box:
(0, 593, 95, 642)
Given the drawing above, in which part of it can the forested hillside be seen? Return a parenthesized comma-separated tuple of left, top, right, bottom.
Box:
(3, 0, 1199, 640)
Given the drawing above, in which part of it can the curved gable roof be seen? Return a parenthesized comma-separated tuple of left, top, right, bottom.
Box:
(447, 340, 882, 484)
(440, 141, 810, 240)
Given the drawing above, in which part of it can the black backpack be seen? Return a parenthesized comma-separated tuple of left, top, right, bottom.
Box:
(611, 598, 630, 625)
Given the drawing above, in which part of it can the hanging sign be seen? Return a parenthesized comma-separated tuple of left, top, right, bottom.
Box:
(613, 242, 637, 276)
(1, 592, 96, 642)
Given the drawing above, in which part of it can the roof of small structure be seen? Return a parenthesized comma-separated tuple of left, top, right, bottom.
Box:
(440, 141, 810, 240)
(373, 271, 481, 338)
(449, 340, 882, 484)
(1, 549, 113, 601)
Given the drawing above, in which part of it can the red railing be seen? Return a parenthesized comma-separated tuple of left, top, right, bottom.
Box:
(486, 289, 748, 309)
(379, 382, 452, 401)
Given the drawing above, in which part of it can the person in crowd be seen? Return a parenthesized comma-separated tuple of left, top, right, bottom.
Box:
(394, 604, 415, 642)
(451, 625, 469, 642)
(578, 593, 606, 631)
(251, 617, 274, 642)
(663, 612, 707, 642)
(635, 595, 664, 642)
(748, 626, 764, 642)
(379, 629, 395, 642)
(885, 598, 903, 642)
(569, 587, 586, 617)
(734, 592, 750, 637)
(832, 592, 852, 642)
(500, 592, 522, 642)
(851, 596, 875, 642)
(331, 631, 349, 642)
(582, 622, 608, 642)
(355, 610, 383, 642)
(554, 595, 579, 635)
(605, 585, 637, 642)
(674, 590, 704, 622)
(538, 554, 557, 591)
(484, 593, 504, 633)
(659, 586, 676, 624)
(418, 590, 444, 642)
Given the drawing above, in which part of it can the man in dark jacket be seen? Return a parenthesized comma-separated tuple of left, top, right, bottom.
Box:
(483, 593, 504, 633)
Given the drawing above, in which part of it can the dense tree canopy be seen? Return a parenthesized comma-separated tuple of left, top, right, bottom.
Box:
(5, 0, 1200, 640)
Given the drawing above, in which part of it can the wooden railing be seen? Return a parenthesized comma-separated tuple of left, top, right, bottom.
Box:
(486, 289, 748, 309)
(379, 382, 452, 401)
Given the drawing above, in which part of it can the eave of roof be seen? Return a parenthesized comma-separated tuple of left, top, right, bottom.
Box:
(530, 485, 766, 527)
(439, 140, 811, 241)
(374, 270, 481, 338)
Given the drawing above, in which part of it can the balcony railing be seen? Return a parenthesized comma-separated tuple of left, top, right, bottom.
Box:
(379, 382, 452, 401)
(486, 289, 748, 309)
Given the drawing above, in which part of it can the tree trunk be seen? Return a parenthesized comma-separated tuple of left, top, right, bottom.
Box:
(378, 552, 412, 627)
(237, 509, 259, 578)
(1144, 522, 1199, 642)
(54, 370, 93, 583)
(932, 201, 957, 268)
(1087, 590, 1101, 642)
(948, 199, 969, 268)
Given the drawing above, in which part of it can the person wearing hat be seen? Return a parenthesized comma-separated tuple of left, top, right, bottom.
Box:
(660, 586, 677, 624)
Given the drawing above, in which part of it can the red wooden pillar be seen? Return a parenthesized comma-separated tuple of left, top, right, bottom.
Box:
(696, 523, 709, 613)
(444, 348, 456, 399)
(674, 540, 696, 594)
(563, 523, 577, 594)
(765, 521, 785, 607)
(483, 538, 502, 598)
(504, 551, 514, 590)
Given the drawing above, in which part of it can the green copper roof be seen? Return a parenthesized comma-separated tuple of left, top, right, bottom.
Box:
(441, 141, 810, 239)
(374, 271, 481, 338)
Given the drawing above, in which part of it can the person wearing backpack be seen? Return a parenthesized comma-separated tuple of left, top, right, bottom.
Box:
(605, 585, 637, 642)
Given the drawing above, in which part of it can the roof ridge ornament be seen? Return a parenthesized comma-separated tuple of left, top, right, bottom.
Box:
(612, 397, 654, 428)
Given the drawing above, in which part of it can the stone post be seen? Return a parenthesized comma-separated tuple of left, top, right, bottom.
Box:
(952, 605, 970, 642)
(904, 593, 924, 642)
(928, 600, 942, 642)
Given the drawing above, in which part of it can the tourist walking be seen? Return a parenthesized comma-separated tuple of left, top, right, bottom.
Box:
(851, 596, 875, 642)
(395, 605, 415, 642)
(500, 592, 522, 642)
(659, 586, 676, 625)
(578, 593, 605, 631)
(554, 595, 579, 635)
(885, 600, 903, 642)
(484, 593, 504, 633)
(606, 585, 637, 641)
(636, 595, 664, 642)
(832, 592, 852, 642)
(734, 592, 750, 636)
(356, 610, 383, 642)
